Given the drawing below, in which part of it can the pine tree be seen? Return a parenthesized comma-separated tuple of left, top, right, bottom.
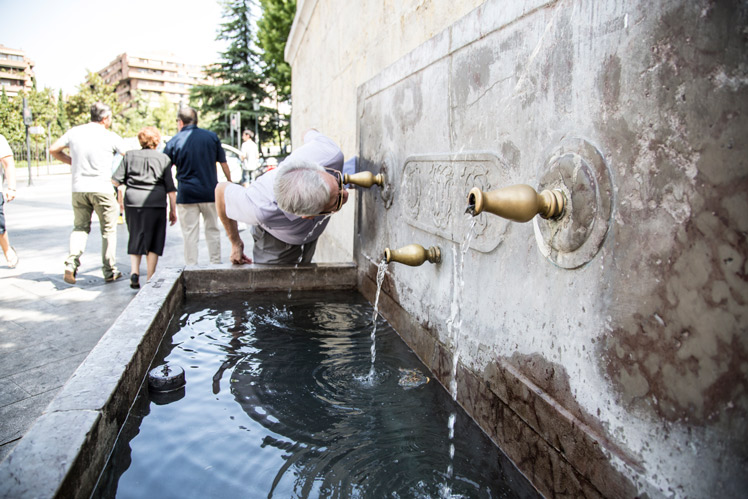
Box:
(192, 0, 267, 143)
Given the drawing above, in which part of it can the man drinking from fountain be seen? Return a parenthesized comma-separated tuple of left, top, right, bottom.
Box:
(216, 129, 348, 265)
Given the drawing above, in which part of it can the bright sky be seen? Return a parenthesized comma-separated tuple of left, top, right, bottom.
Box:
(1, 0, 228, 95)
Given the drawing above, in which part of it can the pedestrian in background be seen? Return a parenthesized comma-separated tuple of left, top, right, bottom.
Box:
(112, 126, 177, 289)
(163, 106, 230, 265)
(240, 129, 259, 187)
(0, 133, 19, 268)
(50, 102, 127, 284)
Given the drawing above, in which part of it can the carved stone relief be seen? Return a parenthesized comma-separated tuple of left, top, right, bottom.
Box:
(400, 152, 514, 253)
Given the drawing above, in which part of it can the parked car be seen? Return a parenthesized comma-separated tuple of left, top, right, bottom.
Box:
(219, 144, 244, 183)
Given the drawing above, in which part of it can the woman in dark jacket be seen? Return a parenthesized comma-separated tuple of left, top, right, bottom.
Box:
(112, 126, 177, 289)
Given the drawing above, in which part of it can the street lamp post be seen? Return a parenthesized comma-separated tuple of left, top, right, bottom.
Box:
(45, 120, 51, 170)
(22, 97, 33, 186)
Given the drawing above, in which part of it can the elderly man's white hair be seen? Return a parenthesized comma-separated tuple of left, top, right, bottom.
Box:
(273, 158, 331, 216)
(90, 102, 112, 123)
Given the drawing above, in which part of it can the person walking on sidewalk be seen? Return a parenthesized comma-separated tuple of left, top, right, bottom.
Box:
(163, 106, 231, 265)
(112, 126, 177, 289)
(50, 102, 128, 284)
(239, 129, 259, 187)
(0, 133, 19, 268)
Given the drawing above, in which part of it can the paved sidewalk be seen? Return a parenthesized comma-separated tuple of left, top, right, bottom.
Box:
(0, 166, 239, 462)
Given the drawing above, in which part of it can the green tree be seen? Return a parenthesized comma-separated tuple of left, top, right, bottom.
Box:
(257, 0, 295, 151)
(257, 0, 295, 101)
(57, 89, 69, 132)
(118, 90, 151, 137)
(152, 95, 179, 137)
(28, 86, 60, 147)
(65, 71, 121, 130)
(0, 86, 61, 165)
(191, 0, 267, 143)
(0, 89, 24, 143)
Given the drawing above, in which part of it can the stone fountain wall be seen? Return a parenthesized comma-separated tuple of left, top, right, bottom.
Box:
(347, 1, 747, 497)
(285, 0, 486, 262)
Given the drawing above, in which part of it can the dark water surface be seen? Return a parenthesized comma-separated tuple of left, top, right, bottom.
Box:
(95, 291, 538, 498)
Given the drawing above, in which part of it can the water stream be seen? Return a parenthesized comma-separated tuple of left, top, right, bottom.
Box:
(287, 247, 304, 300)
(441, 217, 477, 497)
(287, 215, 331, 299)
(366, 259, 389, 382)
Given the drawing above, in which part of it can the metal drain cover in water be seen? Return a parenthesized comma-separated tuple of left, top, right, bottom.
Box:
(148, 364, 185, 392)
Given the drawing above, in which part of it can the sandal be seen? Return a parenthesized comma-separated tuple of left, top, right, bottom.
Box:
(7, 247, 18, 269)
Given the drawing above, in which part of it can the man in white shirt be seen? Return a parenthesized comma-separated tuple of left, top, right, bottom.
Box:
(50, 102, 128, 284)
(239, 130, 259, 187)
(0, 133, 18, 268)
(216, 129, 348, 264)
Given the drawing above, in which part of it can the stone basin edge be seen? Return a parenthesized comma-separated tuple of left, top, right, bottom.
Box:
(0, 263, 358, 499)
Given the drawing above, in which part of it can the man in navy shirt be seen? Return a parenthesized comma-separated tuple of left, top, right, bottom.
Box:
(164, 107, 231, 265)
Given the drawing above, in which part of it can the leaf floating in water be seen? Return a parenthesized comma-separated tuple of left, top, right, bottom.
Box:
(398, 368, 430, 389)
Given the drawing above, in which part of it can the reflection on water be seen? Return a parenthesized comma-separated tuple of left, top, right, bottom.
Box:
(95, 291, 538, 499)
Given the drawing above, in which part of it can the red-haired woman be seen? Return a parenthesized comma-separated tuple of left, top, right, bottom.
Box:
(112, 126, 177, 289)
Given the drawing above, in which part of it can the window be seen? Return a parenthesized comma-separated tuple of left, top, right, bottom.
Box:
(0, 54, 24, 62)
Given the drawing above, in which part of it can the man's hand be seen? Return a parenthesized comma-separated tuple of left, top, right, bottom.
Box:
(216, 181, 252, 264)
(230, 241, 252, 265)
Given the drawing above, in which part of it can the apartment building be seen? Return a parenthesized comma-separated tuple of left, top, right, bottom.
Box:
(0, 44, 35, 97)
(99, 52, 215, 108)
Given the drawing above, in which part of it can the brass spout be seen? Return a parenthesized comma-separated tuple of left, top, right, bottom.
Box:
(384, 244, 441, 266)
(466, 184, 565, 222)
(344, 171, 385, 188)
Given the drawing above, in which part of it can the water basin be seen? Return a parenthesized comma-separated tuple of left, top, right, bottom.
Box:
(94, 291, 538, 498)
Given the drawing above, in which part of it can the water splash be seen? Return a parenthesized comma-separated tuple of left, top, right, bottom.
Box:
(287, 215, 332, 299)
(306, 214, 331, 242)
(442, 217, 477, 496)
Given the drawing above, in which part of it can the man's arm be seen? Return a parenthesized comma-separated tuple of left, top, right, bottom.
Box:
(1, 155, 16, 202)
(215, 182, 252, 264)
(219, 161, 231, 183)
(49, 139, 72, 165)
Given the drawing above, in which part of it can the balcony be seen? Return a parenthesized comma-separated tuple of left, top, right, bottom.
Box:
(0, 70, 27, 82)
